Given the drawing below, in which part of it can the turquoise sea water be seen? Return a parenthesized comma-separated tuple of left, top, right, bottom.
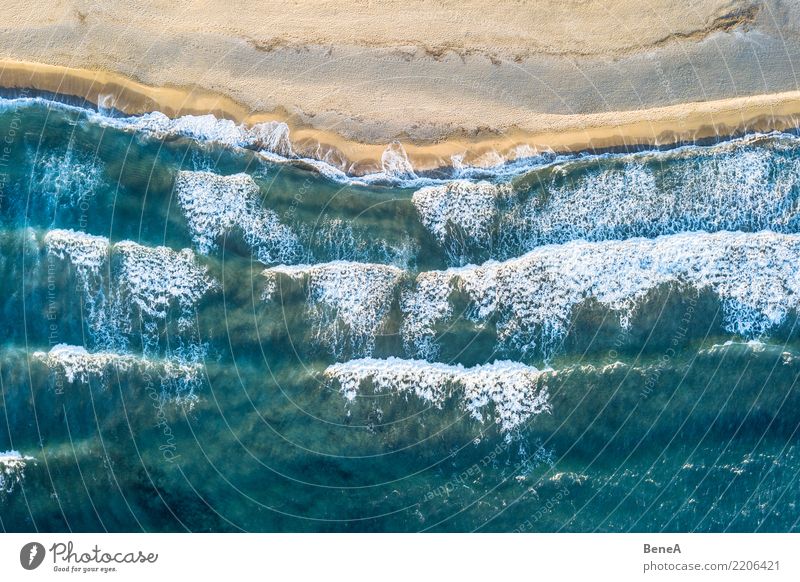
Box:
(1, 97, 800, 532)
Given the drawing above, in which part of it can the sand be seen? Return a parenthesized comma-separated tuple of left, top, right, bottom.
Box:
(1, 0, 799, 173)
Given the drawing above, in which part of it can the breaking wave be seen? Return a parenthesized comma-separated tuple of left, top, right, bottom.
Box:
(116, 111, 294, 156)
(27, 141, 104, 210)
(299, 217, 419, 269)
(0, 96, 556, 188)
(412, 180, 511, 264)
(263, 261, 404, 358)
(10, 95, 800, 195)
(414, 133, 800, 263)
(0, 450, 34, 494)
(44, 229, 108, 275)
(32, 343, 203, 404)
(325, 357, 551, 432)
(174, 170, 302, 264)
(401, 230, 800, 360)
(324, 340, 797, 436)
(44, 229, 216, 354)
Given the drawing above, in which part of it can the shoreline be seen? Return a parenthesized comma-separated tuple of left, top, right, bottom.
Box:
(3, 58, 800, 175)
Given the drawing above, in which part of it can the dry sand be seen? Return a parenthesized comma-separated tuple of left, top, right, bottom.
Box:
(1, 0, 799, 172)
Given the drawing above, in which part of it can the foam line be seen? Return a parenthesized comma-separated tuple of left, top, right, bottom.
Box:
(401, 230, 800, 359)
(263, 261, 404, 357)
(325, 357, 551, 432)
(174, 170, 301, 264)
(0, 450, 34, 494)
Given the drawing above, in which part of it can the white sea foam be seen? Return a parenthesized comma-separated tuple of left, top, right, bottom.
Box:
(549, 471, 587, 485)
(380, 141, 417, 180)
(105, 109, 436, 186)
(401, 230, 800, 359)
(32, 344, 203, 403)
(78, 100, 554, 186)
(44, 229, 109, 275)
(47, 233, 215, 327)
(114, 241, 215, 328)
(45, 230, 111, 343)
(399, 270, 456, 359)
(325, 357, 551, 432)
(525, 142, 800, 246)
(0, 450, 34, 494)
(412, 180, 508, 262)
(263, 261, 404, 357)
(416, 134, 800, 261)
(300, 217, 418, 268)
(33, 343, 135, 383)
(264, 140, 422, 185)
(174, 171, 301, 264)
(43, 229, 216, 352)
(700, 339, 787, 359)
(117, 111, 294, 156)
(325, 339, 800, 432)
(14, 94, 800, 193)
(246, 121, 294, 156)
(0, 95, 546, 187)
(29, 144, 104, 208)
(11, 95, 800, 208)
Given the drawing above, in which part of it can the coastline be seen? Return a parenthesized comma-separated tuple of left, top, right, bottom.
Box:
(3, 58, 800, 175)
(2, 0, 800, 174)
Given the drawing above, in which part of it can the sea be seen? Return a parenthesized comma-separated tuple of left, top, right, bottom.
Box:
(1, 96, 799, 532)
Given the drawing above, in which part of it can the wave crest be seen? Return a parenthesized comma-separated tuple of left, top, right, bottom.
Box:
(401, 231, 800, 359)
(263, 261, 404, 358)
(325, 357, 551, 432)
(175, 170, 302, 264)
(44, 230, 216, 354)
(0, 450, 34, 494)
(33, 344, 203, 404)
(414, 134, 800, 263)
(412, 180, 509, 264)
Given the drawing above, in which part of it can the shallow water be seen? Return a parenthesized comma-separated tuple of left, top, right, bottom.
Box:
(1, 98, 799, 532)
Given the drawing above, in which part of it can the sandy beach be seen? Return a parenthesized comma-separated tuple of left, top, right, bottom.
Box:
(1, 0, 799, 173)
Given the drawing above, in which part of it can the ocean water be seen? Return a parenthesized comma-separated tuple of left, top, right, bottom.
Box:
(1, 97, 800, 532)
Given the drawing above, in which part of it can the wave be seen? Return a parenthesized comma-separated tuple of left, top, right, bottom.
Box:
(27, 140, 104, 209)
(44, 229, 216, 353)
(324, 357, 551, 432)
(44, 229, 108, 275)
(7, 95, 800, 194)
(380, 141, 417, 180)
(259, 231, 800, 361)
(101, 107, 449, 188)
(73, 101, 441, 187)
(298, 217, 419, 269)
(263, 261, 404, 358)
(112, 110, 295, 156)
(32, 343, 203, 403)
(401, 230, 800, 360)
(174, 170, 302, 264)
(102, 109, 445, 186)
(44, 229, 111, 344)
(414, 133, 800, 263)
(538, 142, 800, 237)
(412, 180, 511, 263)
(0, 96, 556, 188)
(324, 340, 799, 436)
(0, 450, 34, 494)
(113, 241, 216, 329)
